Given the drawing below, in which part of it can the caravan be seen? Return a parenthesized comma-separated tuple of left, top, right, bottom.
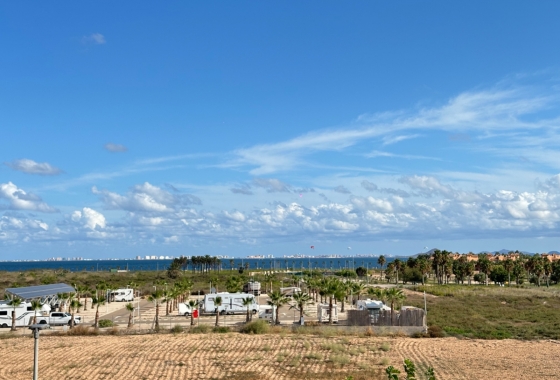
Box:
(110, 289, 134, 302)
(258, 304, 276, 323)
(317, 303, 338, 323)
(203, 292, 259, 315)
(356, 299, 391, 324)
(0, 300, 50, 328)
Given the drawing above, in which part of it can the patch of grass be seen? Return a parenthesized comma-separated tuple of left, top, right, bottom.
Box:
(380, 342, 391, 352)
(287, 355, 301, 367)
(262, 344, 271, 352)
(240, 320, 270, 334)
(304, 352, 322, 360)
(329, 354, 350, 367)
(321, 342, 345, 353)
(170, 324, 184, 334)
(213, 326, 230, 333)
(190, 325, 211, 334)
(98, 319, 113, 328)
(379, 357, 390, 366)
(303, 341, 311, 349)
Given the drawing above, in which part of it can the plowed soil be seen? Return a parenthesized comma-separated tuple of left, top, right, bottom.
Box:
(0, 334, 558, 379)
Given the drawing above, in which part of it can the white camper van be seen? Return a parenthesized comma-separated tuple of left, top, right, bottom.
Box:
(111, 289, 134, 302)
(317, 303, 338, 323)
(178, 302, 196, 316)
(258, 304, 276, 323)
(356, 299, 391, 324)
(0, 300, 50, 328)
(203, 292, 259, 315)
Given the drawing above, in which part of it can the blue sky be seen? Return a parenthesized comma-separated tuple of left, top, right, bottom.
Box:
(1, 2, 560, 259)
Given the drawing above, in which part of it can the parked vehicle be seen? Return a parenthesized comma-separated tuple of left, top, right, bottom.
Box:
(37, 312, 81, 326)
(280, 287, 301, 297)
(110, 288, 134, 302)
(0, 301, 51, 328)
(243, 281, 261, 296)
(202, 292, 259, 315)
(178, 302, 197, 316)
(317, 303, 338, 323)
(356, 299, 390, 324)
(258, 304, 276, 323)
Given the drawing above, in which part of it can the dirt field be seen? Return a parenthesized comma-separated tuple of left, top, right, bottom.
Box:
(0, 333, 558, 379)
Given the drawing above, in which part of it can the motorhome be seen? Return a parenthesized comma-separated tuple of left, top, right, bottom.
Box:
(110, 288, 134, 302)
(243, 281, 261, 296)
(317, 303, 338, 323)
(0, 300, 50, 328)
(356, 299, 391, 324)
(258, 304, 276, 323)
(202, 292, 259, 315)
(280, 287, 301, 297)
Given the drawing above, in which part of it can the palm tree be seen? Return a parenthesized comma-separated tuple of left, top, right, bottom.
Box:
(148, 290, 163, 331)
(30, 299, 42, 324)
(290, 292, 313, 323)
(92, 295, 106, 328)
(82, 287, 92, 311)
(378, 255, 386, 279)
(69, 299, 82, 328)
(384, 288, 406, 325)
(241, 297, 254, 323)
(214, 296, 223, 326)
(319, 278, 340, 325)
(503, 258, 514, 286)
(126, 303, 135, 328)
(188, 299, 198, 326)
(7, 295, 22, 331)
(267, 290, 288, 325)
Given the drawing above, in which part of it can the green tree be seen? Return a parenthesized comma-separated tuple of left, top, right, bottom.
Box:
(267, 290, 288, 325)
(188, 299, 198, 326)
(92, 295, 106, 329)
(214, 296, 223, 326)
(290, 292, 313, 323)
(319, 278, 341, 325)
(69, 298, 82, 328)
(30, 299, 42, 324)
(148, 290, 164, 331)
(384, 288, 406, 325)
(503, 258, 514, 286)
(7, 295, 22, 331)
(241, 296, 254, 323)
(378, 255, 386, 279)
(126, 302, 135, 328)
(476, 254, 493, 286)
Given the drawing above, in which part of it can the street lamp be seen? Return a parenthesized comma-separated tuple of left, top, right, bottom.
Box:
(29, 323, 49, 380)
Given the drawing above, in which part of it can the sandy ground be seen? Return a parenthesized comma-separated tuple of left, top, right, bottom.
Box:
(0, 334, 558, 380)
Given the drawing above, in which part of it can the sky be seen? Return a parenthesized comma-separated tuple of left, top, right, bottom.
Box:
(1, 2, 560, 260)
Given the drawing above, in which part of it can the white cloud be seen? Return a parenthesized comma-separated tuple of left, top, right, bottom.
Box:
(361, 180, 378, 192)
(334, 185, 351, 194)
(82, 33, 106, 45)
(0, 182, 57, 213)
(252, 178, 291, 193)
(92, 182, 201, 213)
(71, 207, 106, 230)
(104, 143, 128, 152)
(382, 134, 421, 145)
(5, 159, 62, 175)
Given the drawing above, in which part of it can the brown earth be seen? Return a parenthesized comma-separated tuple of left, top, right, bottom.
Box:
(0, 333, 558, 379)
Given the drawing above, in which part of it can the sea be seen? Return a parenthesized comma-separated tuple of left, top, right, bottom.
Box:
(0, 257, 398, 272)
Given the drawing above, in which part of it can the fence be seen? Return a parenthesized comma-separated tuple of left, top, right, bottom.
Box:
(347, 308, 425, 327)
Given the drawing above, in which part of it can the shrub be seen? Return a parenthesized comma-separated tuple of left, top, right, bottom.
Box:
(240, 320, 270, 334)
(213, 326, 230, 333)
(190, 324, 211, 334)
(171, 324, 184, 334)
(380, 342, 391, 352)
(107, 326, 120, 336)
(98, 319, 114, 328)
(428, 325, 445, 338)
(66, 325, 98, 336)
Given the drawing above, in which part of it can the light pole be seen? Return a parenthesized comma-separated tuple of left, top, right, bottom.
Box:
(29, 323, 49, 380)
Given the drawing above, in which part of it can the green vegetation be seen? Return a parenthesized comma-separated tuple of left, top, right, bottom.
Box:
(97, 319, 114, 328)
(240, 319, 270, 334)
(409, 284, 560, 339)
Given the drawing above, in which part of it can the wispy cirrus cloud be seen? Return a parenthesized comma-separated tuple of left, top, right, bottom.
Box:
(104, 143, 128, 153)
(82, 33, 106, 45)
(228, 83, 559, 175)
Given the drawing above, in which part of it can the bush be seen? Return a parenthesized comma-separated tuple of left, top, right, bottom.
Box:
(171, 324, 184, 334)
(213, 326, 230, 333)
(190, 324, 211, 334)
(428, 325, 445, 338)
(240, 320, 270, 334)
(107, 326, 120, 336)
(98, 319, 114, 328)
(67, 325, 98, 336)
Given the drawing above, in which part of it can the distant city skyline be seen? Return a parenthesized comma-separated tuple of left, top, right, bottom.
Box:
(1, 2, 560, 260)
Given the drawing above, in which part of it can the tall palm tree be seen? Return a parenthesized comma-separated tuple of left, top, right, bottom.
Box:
(384, 288, 406, 325)
(503, 258, 514, 286)
(188, 299, 198, 326)
(7, 295, 22, 331)
(82, 287, 92, 311)
(214, 296, 223, 327)
(126, 303, 135, 329)
(92, 295, 106, 328)
(69, 299, 82, 329)
(267, 290, 288, 325)
(30, 299, 42, 324)
(241, 297, 254, 323)
(290, 292, 313, 323)
(319, 278, 340, 325)
(148, 290, 163, 331)
(378, 255, 386, 279)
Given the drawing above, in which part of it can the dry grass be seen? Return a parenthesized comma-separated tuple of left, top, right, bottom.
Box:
(0, 334, 559, 379)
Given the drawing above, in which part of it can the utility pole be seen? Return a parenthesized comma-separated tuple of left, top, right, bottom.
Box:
(29, 324, 48, 380)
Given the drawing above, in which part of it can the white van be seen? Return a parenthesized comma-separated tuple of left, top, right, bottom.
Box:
(178, 303, 195, 316)
(111, 289, 134, 302)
